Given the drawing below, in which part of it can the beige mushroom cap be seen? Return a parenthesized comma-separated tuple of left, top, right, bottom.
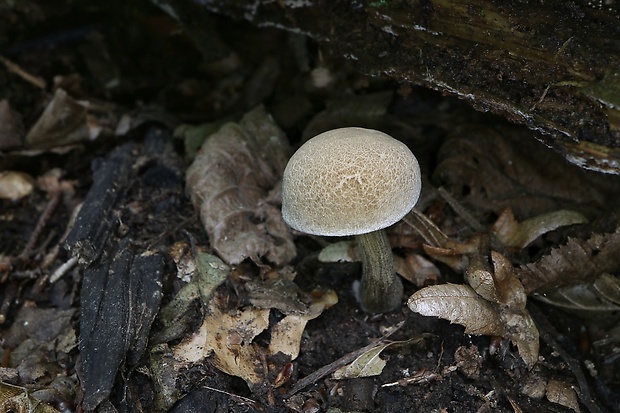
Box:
(282, 127, 421, 236)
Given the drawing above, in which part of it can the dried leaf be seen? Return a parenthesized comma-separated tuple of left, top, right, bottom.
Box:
(491, 251, 527, 309)
(465, 255, 496, 302)
(174, 279, 337, 386)
(185, 106, 295, 265)
(25, 89, 123, 150)
(318, 240, 440, 287)
(25, 89, 89, 149)
(332, 343, 389, 379)
(492, 208, 588, 249)
(546, 379, 581, 412)
(173, 292, 270, 388)
(407, 284, 505, 336)
(434, 125, 609, 218)
(394, 253, 440, 287)
(156, 250, 229, 342)
(517, 228, 620, 293)
(404, 209, 488, 271)
(411, 253, 540, 368)
(332, 335, 429, 380)
(247, 279, 338, 359)
(402, 208, 452, 248)
(0, 171, 34, 201)
(269, 288, 338, 359)
(318, 241, 357, 263)
(533, 273, 620, 312)
(500, 309, 540, 368)
(0, 382, 60, 413)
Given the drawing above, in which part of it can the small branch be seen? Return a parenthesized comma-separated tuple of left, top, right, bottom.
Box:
(49, 256, 78, 283)
(203, 385, 262, 408)
(18, 191, 61, 260)
(0, 54, 47, 89)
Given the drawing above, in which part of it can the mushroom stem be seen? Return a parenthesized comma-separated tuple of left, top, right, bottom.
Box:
(355, 229, 403, 313)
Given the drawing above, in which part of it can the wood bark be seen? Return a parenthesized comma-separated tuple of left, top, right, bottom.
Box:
(181, 0, 620, 173)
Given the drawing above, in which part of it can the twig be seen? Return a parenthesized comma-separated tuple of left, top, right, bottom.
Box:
(284, 321, 405, 397)
(203, 385, 262, 408)
(18, 191, 61, 260)
(49, 256, 78, 283)
(0, 283, 18, 324)
(0, 54, 47, 89)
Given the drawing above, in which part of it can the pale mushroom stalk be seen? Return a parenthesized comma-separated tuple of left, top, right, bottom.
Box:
(356, 230, 403, 313)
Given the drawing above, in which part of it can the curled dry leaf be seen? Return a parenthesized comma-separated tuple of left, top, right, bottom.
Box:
(25, 89, 123, 150)
(25, 89, 88, 149)
(492, 208, 588, 249)
(185, 105, 296, 265)
(411, 252, 540, 367)
(517, 227, 620, 293)
(475, 252, 539, 368)
(491, 251, 527, 309)
(465, 254, 495, 302)
(408, 283, 504, 336)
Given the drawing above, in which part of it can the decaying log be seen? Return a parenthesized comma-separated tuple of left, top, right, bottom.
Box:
(80, 243, 165, 410)
(67, 127, 181, 410)
(169, 0, 620, 173)
(64, 142, 134, 264)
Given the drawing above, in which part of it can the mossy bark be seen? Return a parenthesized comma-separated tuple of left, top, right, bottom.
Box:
(168, 0, 620, 173)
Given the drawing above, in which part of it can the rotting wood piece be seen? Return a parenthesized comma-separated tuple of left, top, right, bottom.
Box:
(176, 0, 620, 173)
(71, 128, 178, 410)
(80, 240, 165, 411)
(64, 141, 135, 264)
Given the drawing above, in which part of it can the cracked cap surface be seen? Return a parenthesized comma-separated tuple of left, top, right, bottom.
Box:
(282, 127, 421, 236)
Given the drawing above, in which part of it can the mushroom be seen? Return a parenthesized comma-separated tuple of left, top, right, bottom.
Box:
(282, 127, 421, 313)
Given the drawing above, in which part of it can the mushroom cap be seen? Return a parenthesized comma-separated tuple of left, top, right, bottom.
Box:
(282, 127, 421, 236)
